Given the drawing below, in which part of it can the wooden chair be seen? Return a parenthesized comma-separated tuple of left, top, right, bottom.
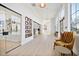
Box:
(54, 32, 75, 55)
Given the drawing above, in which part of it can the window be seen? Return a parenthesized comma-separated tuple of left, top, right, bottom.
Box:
(0, 4, 21, 35)
(71, 3, 79, 33)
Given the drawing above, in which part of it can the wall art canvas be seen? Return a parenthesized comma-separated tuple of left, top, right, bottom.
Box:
(25, 17, 32, 38)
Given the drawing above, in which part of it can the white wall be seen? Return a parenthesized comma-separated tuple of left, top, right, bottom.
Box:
(51, 18, 56, 36)
(53, 4, 64, 38)
(63, 3, 71, 31)
(41, 19, 51, 35)
(54, 3, 71, 36)
(2, 3, 41, 45)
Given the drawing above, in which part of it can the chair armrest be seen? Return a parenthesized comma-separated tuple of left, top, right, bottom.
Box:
(55, 39, 61, 41)
(63, 42, 72, 46)
(63, 41, 73, 46)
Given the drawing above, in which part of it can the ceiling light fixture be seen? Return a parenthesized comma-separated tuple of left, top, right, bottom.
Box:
(39, 3, 46, 8)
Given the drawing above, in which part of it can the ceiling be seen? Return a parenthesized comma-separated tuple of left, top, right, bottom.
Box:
(26, 3, 63, 20)
(2, 3, 63, 24)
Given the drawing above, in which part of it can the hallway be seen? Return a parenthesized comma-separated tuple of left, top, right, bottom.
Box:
(0, 3, 78, 56)
(6, 35, 56, 56)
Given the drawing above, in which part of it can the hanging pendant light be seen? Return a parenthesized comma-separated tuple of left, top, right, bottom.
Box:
(39, 3, 46, 8)
(31, 3, 46, 8)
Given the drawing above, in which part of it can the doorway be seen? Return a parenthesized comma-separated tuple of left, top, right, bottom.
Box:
(33, 21, 41, 38)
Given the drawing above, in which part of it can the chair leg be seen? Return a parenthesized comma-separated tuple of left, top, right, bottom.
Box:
(53, 42, 56, 50)
(71, 50, 73, 56)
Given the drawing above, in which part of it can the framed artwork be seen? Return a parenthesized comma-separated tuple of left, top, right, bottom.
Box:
(25, 17, 32, 38)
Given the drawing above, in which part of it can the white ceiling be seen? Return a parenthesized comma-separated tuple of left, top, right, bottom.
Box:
(2, 3, 63, 23)
(25, 3, 63, 20)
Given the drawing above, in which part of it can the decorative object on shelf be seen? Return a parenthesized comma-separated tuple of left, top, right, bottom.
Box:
(25, 17, 32, 38)
(6, 18, 12, 33)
